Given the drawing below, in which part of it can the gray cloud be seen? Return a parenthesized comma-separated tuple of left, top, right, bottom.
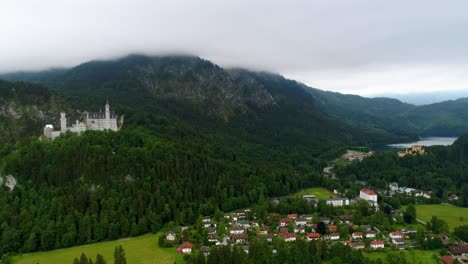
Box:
(1, 0, 468, 95)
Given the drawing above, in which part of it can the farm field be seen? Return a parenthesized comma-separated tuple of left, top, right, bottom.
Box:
(404, 204, 468, 231)
(289, 187, 337, 199)
(12, 233, 184, 264)
(364, 249, 438, 264)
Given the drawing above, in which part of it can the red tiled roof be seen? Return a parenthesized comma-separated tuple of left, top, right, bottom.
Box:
(279, 232, 296, 239)
(352, 232, 363, 236)
(180, 242, 193, 248)
(361, 188, 376, 195)
(330, 233, 340, 237)
(307, 233, 321, 238)
(390, 231, 404, 236)
(440, 255, 454, 264)
(279, 218, 291, 223)
(328, 225, 337, 231)
(287, 214, 297, 219)
(370, 240, 385, 245)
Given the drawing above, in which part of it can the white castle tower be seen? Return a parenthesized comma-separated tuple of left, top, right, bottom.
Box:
(105, 100, 110, 130)
(44, 101, 121, 140)
(60, 112, 67, 132)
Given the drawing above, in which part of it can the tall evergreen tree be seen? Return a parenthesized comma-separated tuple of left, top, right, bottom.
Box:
(113, 245, 127, 264)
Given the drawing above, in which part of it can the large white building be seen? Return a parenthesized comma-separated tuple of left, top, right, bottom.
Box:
(360, 188, 377, 202)
(44, 101, 120, 140)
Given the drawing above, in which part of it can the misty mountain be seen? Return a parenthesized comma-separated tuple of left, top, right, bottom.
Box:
(3, 54, 468, 144)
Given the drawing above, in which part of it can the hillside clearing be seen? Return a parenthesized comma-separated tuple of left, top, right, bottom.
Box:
(12, 233, 183, 264)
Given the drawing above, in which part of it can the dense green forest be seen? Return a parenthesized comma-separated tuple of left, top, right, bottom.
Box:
(0, 126, 327, 255)
(335, 135, 468, 206)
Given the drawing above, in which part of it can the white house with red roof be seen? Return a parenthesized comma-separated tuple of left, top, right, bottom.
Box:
(352, 232, 363, 239)
(279, 232, 297, 242)
(389, 231, 404, 239)
(177, 242, 193, 254)
(306, 233, 321, 241)
(370, 240, 385, 249)
(360, 188, 377, 203)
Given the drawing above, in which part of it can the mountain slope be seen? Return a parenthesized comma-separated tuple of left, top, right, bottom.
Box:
(0, 80, 77, 145)
(304, 86, 468, 137)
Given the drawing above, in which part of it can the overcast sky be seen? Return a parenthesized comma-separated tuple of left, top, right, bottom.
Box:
(1, 0, 468, 96)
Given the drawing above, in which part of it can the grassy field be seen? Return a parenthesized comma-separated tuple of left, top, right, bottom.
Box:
(289, 187, 337, 199)
(403, 204, 468, 231)
(364, 249, 438, 264)
(12, 233, 184, 264)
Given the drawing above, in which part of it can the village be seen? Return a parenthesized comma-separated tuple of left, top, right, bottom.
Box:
(161, 186, 468, 264)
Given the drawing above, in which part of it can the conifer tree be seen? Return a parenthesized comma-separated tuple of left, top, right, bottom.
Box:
(95, 254, 107, 264)
(113, 245, 127, 264)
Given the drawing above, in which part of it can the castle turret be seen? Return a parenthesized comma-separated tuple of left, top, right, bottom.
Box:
(60, 112, 67, 132)
(105, 100, 110, 129)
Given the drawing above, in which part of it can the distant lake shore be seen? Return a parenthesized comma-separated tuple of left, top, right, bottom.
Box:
(387, 137, 457, 149)
(372, 137, 458, 151)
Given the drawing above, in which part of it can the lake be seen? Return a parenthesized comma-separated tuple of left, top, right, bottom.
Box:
(387, 137, 458, 149)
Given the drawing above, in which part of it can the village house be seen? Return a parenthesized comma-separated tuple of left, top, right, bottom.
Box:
(392, 238, 405, 247)
(279, 227, 289, 233)
(439, 255, 455, 264)
(207, 227, 216, 235)
(279, 218, 291, 227)
(202, 216, 211, 223)
(360, 188, 378, 207)
(237, 220, 250, 228)
(165, 231, 176, 241)
(203, 221, 217, 229)
(177, 242, 193, 254)
(242, 245, 250, 254)
(318, 217, 332, 224)
(448, 244, 468, 256)
(339, 215, 351, 224)
(350, 242, 365, 250)
(325, 197, 350, 207)
(328, 225, 337, 232)
(389, 231, 404, 239)
(370, 240, 385, 249)
(301, 214, 313, 222)
(294, 225, 306, 233)
(365, 231, 376, 238)
(200, 245, 210, 257)
(259, 226, 269, 235)
(306, 233, 321, 241)
(287, 214, 298, 220)
(280, 232, 297, 242)
(230, 234, 248, 244)
(257, 234, 273, 242)
(229, 226, 245, 235)
(207, 234, 218, 243)
(303, 195, 318, 203)
(328, 233, 340, 240)
(295, 217, 307, 226)
(352, 232, 363, 240)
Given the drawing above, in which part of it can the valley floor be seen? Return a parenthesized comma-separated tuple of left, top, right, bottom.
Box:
(12, 233, 183, 264)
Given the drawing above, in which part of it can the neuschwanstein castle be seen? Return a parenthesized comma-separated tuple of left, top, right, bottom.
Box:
(44, 101, 121, 140)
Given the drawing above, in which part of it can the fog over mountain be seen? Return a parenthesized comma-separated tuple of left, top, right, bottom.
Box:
(1, 0, 468, 96)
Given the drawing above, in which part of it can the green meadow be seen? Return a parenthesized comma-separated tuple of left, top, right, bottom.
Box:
(364, 249, 438, 264)
(12, 233, 184, 264)
(403, 204, 468, 231)
(289, 187, 337, 199)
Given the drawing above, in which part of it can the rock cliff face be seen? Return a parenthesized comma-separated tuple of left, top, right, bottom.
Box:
(0, 80, 76, 144)
(127, 56, 277, 118)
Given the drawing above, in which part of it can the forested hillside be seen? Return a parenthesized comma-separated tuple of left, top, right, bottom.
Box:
(306, 87, 468, 137)
(335, 135, 468, 206)
(0, 80, 77, 145)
